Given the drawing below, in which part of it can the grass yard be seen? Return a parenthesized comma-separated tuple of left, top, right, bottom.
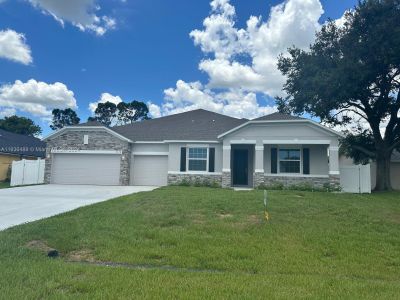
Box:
(0, 181, 10, 189)
(0, 187, 399, 299)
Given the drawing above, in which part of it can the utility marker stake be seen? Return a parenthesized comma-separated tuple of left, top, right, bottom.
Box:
(264, 190, 269, 221)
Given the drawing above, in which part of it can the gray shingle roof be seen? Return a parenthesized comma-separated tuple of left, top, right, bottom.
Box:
(253, 112, 305, 121)
(0, 129, 46, 157)
(112, 109, 247, 141)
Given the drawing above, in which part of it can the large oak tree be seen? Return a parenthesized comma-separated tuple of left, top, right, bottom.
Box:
(277, 0, 400, 191)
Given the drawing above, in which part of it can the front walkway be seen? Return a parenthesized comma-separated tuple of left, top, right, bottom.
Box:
(0, 184, 156, 230)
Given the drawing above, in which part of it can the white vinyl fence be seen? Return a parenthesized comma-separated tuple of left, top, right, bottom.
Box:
(10, 159, 45, 187)
(340, 164, 371, 193)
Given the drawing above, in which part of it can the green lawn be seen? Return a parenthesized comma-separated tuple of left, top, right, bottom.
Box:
(0, 187, 399, 299)
(0, 181, 10, 189)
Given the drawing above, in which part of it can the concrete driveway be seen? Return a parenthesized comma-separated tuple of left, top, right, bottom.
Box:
(0, 184, 156, 231)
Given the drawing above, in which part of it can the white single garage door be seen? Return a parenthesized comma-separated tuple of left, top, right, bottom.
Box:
(132, 155, 168, 186)
(52, 153, 121, 185)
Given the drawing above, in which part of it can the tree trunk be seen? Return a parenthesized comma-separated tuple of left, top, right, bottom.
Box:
(375, 152, 392, 191)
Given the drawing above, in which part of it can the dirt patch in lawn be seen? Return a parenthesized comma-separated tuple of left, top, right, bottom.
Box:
(26, 240, 54, 252)
(386, 213, 400, 224)
(67, 249, 96, 263)
(218, 212, 233, 219)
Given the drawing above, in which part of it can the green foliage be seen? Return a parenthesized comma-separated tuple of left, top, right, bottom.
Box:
(340, 130, 376, 164)
(0, 115, 42, 136)
(89, 101, 118, 127)
(174, 178, 221, 188)
(50, 108, 80, 130)
(89, 100, 151, 127)
(117, 101, 150, 124)
(277, 0, 400, 190)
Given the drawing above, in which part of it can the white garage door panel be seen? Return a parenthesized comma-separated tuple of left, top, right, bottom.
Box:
(52, 154, 121, 185)
(132, 156, 168, 186)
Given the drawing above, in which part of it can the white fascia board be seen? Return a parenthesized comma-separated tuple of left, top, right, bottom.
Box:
(218, 120, 344, 139)
(134, 141, 165, 144)
(43, 126, 132, 143)
(164, 140, 220, 143)
(230, 140, 257, 145)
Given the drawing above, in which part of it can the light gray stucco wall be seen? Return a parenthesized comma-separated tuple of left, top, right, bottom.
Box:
(262, 144, 328, 175)
(223, 123, 339, 147)
(132, 144, 169, 153)
(45, 129, 131, 185)
(168, 143, 222, 173)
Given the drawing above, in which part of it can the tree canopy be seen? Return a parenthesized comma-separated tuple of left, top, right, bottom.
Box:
(0, 115, 42, 136)
(50, 108, 80, 130)
(89, 100, 150, 126)
(277, 0, 400, 190)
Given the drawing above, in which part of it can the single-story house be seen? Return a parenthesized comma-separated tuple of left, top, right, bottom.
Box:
(0, 129, 46, 181)
(43, 109, 345, 189)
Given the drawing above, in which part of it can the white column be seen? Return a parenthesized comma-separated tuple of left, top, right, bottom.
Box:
(222, 145, 231, 172)
(255, 145, 264, 173)
(329, 146, 340, 176)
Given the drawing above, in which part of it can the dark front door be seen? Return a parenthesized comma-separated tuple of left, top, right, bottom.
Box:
(233, 149, 248, 186)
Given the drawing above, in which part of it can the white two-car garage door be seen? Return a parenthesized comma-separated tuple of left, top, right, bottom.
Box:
(52, 153, 121, 185)
(131, 155, 168, 186)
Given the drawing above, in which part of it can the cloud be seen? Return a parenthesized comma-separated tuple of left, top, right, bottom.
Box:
(191, 0, 324, 96)
(88, 92, 123, 112)
(27, 0, 116, 35)
(160, 80, 277, 119)
(148, 102, 161, 118)
(152, 0, 325, 119)
(0, 29, 33, 65)
(0, 107, 16, 118)
(0, 79, 77, 117)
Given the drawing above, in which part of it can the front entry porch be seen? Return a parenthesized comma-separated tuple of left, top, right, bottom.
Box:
(222, 141, 340, 190)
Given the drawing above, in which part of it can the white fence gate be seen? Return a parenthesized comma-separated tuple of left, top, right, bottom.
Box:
(340, 164, 371, 193)
(10, 159, 45, 187)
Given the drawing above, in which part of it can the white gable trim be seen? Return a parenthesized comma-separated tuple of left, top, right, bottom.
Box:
(43, 126, 133, 143)
(217, 120, 344, 139)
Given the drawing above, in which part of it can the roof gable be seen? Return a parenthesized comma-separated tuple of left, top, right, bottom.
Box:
(218, 113, 343, 138)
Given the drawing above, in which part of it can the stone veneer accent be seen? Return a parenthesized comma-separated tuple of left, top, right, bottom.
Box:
(168, 173, 222, 186)
(261, 175, 331, 189)
(222, 172, 231, 188)
(45, 130, 131, 186)
(329, 175, 341, 191)
(253, 172, 265, 188)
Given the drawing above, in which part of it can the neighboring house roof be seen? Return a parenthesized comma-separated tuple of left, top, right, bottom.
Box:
(392, 151, 400, 162)
(112, 109, 248, 142)
(253, 112, 305, 121)
(0, 129, 46, 157)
